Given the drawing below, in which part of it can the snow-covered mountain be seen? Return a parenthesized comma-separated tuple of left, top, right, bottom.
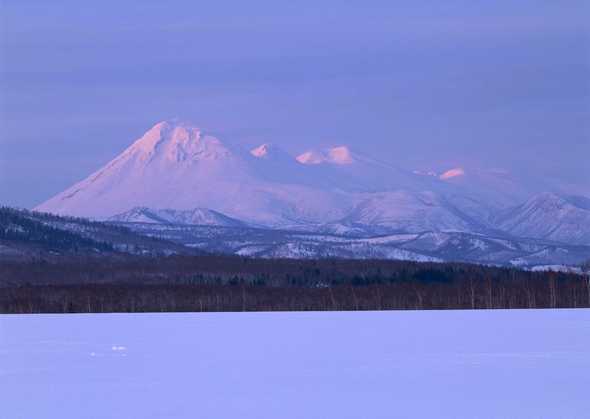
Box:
(36, 121, 349, 226)
(492, 193, 590, 245)
(35, 120, 590, 255)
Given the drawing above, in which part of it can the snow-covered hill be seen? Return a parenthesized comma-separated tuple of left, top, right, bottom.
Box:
(109, 207, 247, 227)
(0, 207, 191, 257)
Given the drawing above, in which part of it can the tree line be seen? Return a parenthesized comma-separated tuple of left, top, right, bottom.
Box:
(1, 254, 588, 313)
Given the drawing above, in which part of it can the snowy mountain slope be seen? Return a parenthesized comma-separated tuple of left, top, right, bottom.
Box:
(296, 146, 445, 193)
(339, 190, 490, 234)
(109, 207, 247, 227)
(492, 193, 590, 245)
(438, 167, 534, 206)
(413, 166, 552, 220)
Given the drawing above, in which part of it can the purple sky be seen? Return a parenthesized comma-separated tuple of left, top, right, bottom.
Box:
(1, 1, 589, 208)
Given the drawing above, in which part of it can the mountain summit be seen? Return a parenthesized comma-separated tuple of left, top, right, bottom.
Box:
(296, 146, 355, 165)
(125, 121, 232, 163)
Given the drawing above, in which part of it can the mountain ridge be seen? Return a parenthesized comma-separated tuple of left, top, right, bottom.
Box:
(35, 120, 590, 254)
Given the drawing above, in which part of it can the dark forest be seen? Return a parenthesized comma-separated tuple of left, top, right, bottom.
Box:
(2, 255, 588, 313)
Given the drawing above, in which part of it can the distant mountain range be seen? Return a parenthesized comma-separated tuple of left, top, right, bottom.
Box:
(2, 206, 588, 270)
(107, 221, 590, 268)
(32, 120, 590, 266)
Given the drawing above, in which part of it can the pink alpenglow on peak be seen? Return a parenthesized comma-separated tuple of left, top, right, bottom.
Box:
(296, 146, 355, 165)
(296, 150, 325, 165)
(250, 144, 273, 158)
(132, 120, 199, 152)
(327, 146, 354, 165)
(296, 150, 326, 164)
(439, 168, 465, 180)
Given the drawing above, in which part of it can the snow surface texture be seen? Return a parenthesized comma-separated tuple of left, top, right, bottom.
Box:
(1, 310, 589, 419)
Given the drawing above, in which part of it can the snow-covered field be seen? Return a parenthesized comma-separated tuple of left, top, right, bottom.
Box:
(1, 310, 589, 418)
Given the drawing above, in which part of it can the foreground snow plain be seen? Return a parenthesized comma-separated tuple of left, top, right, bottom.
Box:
(1, 310, 589, 418)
